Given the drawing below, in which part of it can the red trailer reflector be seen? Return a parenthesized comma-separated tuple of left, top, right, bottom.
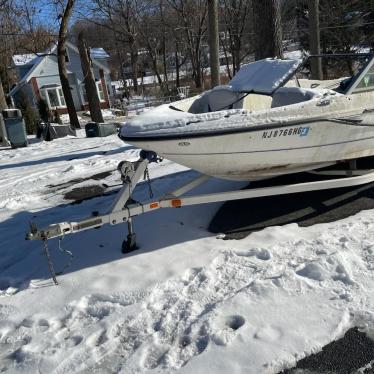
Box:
(171, 199, 182, 208)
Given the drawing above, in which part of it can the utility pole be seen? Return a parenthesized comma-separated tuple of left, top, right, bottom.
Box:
(308, 0, 323, 80)
(78, 31, 104, 123)
(253, 0, 283, 60)
(208, 0, 220, 88)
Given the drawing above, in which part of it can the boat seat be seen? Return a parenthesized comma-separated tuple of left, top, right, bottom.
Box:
(242, 94, 273, 111)
(188, 86, 243, 114)
(271, 87, 321, 108)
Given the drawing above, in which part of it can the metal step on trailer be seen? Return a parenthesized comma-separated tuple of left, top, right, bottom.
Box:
(26, 151, 374, 283)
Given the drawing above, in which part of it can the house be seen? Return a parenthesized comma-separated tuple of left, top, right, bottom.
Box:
(10, 41, 113, 114)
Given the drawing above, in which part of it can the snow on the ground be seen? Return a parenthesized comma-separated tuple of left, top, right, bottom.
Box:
(0, 132, 373, 373)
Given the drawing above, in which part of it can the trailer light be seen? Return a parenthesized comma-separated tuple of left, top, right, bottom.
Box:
(171, 199, 182, 208)
(150, 202, 159, 209)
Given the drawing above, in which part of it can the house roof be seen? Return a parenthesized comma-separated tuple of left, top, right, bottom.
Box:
(12, 54, 40, 67)
(13, 46, 110, 67)
(11, 43, 57, 68)
(90, 48, 110, 59)
(10, 42, 110, 96)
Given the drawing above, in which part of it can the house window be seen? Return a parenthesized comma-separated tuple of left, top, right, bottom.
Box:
(96, 81, 105, 101)
(48, 89, 59, 107)
(80, 82, 105, 103)
(45, 87, 66, 108)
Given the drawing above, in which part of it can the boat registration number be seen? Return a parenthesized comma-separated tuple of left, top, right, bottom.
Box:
(262, 126, 310, 139)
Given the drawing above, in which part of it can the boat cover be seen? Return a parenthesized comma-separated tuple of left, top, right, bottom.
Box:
(229, 59, 302, 94)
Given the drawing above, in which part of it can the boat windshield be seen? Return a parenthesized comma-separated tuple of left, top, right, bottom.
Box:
(229, 59, 302, 95)
(292, 54, 374, 94)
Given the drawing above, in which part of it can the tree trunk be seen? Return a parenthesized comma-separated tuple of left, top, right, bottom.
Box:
(162, 37, 169, 92)
(208, 0, 220, 87)
(0, 76, 8, 111)
(149, 52, 164, 90)
(160, 0, 169, 92)
(175, 41, 180, 88)
(308, 0, 323, 80)
(130, 53, 138, 93)
(57, 0, 80, 129)
(77, 31, 104, 123)
(253, 0, 283, 60)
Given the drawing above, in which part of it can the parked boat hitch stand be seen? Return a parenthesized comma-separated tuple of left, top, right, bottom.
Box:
(123, 218, 137, 254)
(117, 150, 160, 254)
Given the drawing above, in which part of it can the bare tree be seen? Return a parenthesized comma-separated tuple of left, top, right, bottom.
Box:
(252, 0, 283, 60)
(0, 0, 54, 111)
(57, 0, 80, 128)
(219, 0, 253, 78)
(77, 31, 104, 123)
(90, 0, 140, 93)
(167, 0, 208, 89)
(208, 0, 220, 87)
(137, 1, 165, 91)
(309, 0, 322, 79)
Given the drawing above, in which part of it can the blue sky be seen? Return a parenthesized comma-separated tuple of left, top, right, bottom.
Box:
(27, 0, 91, 30)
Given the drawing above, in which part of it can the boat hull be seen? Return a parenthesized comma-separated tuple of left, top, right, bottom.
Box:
(123, 119, 374, 181)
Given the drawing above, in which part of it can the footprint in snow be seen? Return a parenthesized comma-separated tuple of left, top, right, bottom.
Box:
(225, 315, 246, 331)
(19, 318, 33, 329)
(37, 319, 50, 332)
(62, 335, 83, 349)
(296, 262, 327, 281)
(211, 315, 246, 346)
(7, 347, 27, 364)
(142, 344, 169, 369)
(86, 330, 107, 347)
(254, 325, 283, 342)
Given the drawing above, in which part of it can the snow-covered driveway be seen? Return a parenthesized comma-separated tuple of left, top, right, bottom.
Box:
(0, 132, 373, 373)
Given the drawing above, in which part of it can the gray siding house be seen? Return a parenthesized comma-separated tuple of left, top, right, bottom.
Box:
(10, 41, 112, 114)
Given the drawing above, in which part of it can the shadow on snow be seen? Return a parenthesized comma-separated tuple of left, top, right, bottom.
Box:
(0, 145, 136, 170)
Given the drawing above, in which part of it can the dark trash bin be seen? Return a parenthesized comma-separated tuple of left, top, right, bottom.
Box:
(3, 109, 28, 148)
(42, 123, 76, 141)
(85, 122, 118, 138)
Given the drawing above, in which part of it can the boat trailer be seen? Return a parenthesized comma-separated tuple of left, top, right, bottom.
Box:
(26, 151, 374, 283)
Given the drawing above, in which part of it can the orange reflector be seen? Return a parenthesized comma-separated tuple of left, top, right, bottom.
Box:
(171, 199, 182, 208)
(150, 202, 159, 209)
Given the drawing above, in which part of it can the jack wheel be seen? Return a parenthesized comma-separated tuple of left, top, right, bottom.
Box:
(122, 233, 138, 254)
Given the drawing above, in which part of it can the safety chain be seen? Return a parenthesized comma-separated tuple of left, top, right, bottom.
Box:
(42, 238, 58, 285)
(56, 237, 74, 276)
(41, 234, 74, 285)
(144, 167, 154, 199)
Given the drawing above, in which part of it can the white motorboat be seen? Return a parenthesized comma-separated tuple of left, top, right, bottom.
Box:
(27, 54, 374, 255)
(119, 54, 374, 181)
